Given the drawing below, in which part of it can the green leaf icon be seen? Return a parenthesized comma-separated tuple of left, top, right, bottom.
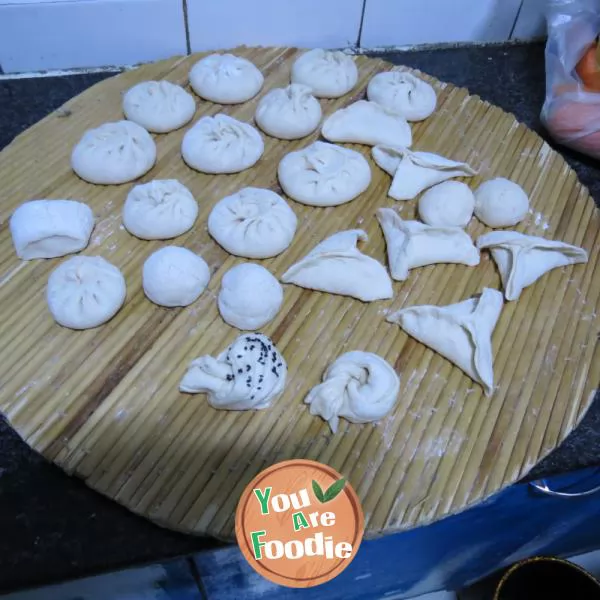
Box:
(323, 477, 346, 502)
(312, 480, 325, 503)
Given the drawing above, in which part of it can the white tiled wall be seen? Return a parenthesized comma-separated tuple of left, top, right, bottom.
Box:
(0, 0, 187, 74)
(0, 0, 547, 74)
(361, 0, 523, 47)
(187, 0, 365, 52)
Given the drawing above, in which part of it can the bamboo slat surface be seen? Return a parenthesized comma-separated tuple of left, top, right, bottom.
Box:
(0, 47, 598, 541)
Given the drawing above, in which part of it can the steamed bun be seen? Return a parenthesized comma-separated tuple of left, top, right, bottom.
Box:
(474, 178, 529, 228)
(208, 187, 297, 258)
(47, 256, 126, 329)
(71, 121, 156, 185)
(123, 81, 196, 133)
(255, 84, 322, 140)
(189, 53, 263, 104)
(291, 49, 358, 98)
(182, 114, 264, 174)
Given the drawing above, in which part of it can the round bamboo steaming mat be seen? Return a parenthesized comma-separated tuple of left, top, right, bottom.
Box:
(0, 47, 598, 541)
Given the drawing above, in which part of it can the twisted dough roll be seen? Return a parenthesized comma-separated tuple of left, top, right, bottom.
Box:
(305, 351, 400, 433)
(180, 333, 287, 411)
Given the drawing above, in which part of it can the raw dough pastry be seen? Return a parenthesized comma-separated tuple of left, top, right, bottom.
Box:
(367, 71, 437, 121)
(71, 120, 156, 185)
(10, 199, 94, 260)
(189, 53, 264, 104)
(418, 181, 475, 228)
(182, 114, 263, 174)
(291, 49, 358, 98)
(387, 288, 504, 395)
(278, 141, 371, 206)
(255, 84, 322, 140)
(474, 178, 530, 228)
(143, 246, 210, 307)
(476, 231, 588, 301)
(122, 81, 196, 133)
(47, 256, 126, 330)
(218, 263, 283, 330)
(208, 187, 297, 258)
(281, 229, 393, 302)
(123, 179, 198, 240)
(321, 100, 412, 148)
(372, 145, 477, 201)
(305, 351, 400, 433)
(180, 333, 287, 410)
(377, 208, 480, 281)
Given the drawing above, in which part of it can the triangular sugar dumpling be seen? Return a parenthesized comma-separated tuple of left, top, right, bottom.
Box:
(477, 231, 588, 301)
(281, 229, 393, 302)
(377, 208, 480, 281)
(321, 100, 412, 148)
(372, 145, 477, 201)
(387, 288, 504, 395)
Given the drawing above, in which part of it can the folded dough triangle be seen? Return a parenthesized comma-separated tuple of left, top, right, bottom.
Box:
(477, 231, 588, 301)
(281, 229, 393, 301)
(387, 288, 504, 395)
(377, 208, 480, 281)
(321, 100, 412, 148)
(372, 145, 477, 201)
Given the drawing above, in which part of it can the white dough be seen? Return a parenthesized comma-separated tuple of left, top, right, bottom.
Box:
(255, 84, 322, 140)
(143, 246, 210, 308)
(182, 114, 263, 174)
(180, 333, 287, 410)
(123, 179, 198, 240)
(10, 199, 94, 260)
(122, 81, 196, 133)
(291, 49, 358, 98)
(189, 54, 263, 104)
(388, 288, 504, 395)
(208, 187, 297, 259)
(367, 71, 437, 121)
(305, 351, 400, 433)
(476, 231, 588, 301)
(218, 264, 283, 330)
(418, 181, 475, 228)
(321, 100, 412, 147)
(278, 141, 371, 206)
(47, 256, 126, 330)
(281, 229, 393, 302)
(377, 208, 480, 281)
(372, 145, 477, 201)
(71, 120, 156, 185)
(474, 178, 530, 228)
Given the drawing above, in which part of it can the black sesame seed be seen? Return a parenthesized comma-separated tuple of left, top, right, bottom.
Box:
(238, 369, 243, 374)
(246, 364, 251, 372)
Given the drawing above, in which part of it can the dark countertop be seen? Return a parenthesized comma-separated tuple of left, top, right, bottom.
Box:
(0, 41, 598, 593)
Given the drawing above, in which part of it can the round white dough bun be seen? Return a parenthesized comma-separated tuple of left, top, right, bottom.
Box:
(367, 71, 436, 121)
(122, 81, 196, 133)
(255, 84, 322, 140)
(418, 181, 475, 228)
(182, 114, 264, 174)
(189, 53, 264, 104)
(291, 49, 358, 98)
(123, 179, 198, 240)
(71, 121, 156, 185)
(218, 263, 283, 330)
(474, 178, 530, 228)
(278, 141, 371, 206)
(10, 199, 95, 260)
(143, 246, 210, 307)
(208, 187, 297, 258)
(47, 256, 126, 330)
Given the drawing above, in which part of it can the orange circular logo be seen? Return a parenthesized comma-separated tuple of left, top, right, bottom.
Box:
(235, 459, 364, 588)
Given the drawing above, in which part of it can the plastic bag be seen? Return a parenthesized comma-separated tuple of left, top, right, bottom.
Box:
(541, 0, 600, 158)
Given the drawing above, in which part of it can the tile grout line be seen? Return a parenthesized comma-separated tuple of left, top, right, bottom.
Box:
(182, 0, 192, 55)
(508, 0, 525, 40)
(186, 556, 210, 600)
